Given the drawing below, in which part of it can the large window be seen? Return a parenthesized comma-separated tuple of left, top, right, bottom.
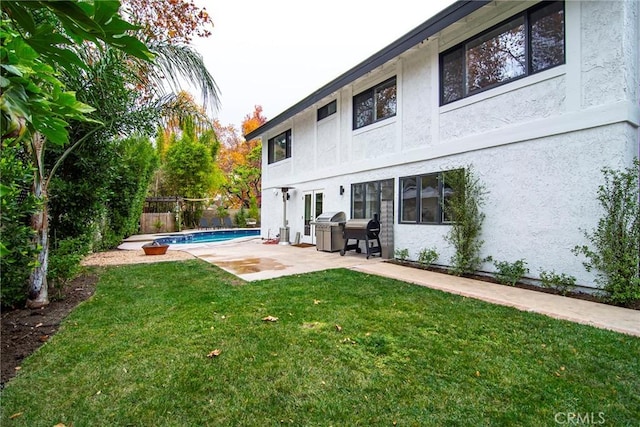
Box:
(353, 77, 397, 129)
(267, 129, 291, 164)
(440, 1, 564, 105)
(351, 179, 394, 219)
(400, 171, 455, 224)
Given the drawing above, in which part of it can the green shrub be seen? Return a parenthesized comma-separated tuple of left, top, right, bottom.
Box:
(394, 248, 409, 262)
(216, 205, 229, 220)
(49, 237, 91, 292)
(235, 206, 247, 228)
(443, 166, 488, 276)
(1, 142, 41, 309)
(572, 159, 640, 305)
(539, 270, 577, 296)
(248, 197, 260, 222)
(418, 247, 439, 266)
(493, 259, 529, 286)
(153, 218, 164, 233)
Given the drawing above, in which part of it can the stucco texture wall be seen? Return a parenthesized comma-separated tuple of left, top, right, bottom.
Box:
(259, 0, 639, 289)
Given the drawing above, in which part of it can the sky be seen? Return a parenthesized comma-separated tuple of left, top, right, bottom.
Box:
(192, 0, 457, 127)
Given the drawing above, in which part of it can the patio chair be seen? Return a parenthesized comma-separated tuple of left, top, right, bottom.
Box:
(210, 217, 222, 229)
(198, 217, 209, 229)
(223, 216, 234, 228)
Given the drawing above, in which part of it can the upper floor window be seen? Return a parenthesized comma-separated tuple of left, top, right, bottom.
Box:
(353, 77, 397, 130)
(440, 1, 564, 105)
(267, 129, 291, 164)
(399, 171, 456, 224)
(317, 100, 337, 121)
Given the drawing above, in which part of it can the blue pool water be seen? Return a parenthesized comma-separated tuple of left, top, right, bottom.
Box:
(154, 229, 260, 245)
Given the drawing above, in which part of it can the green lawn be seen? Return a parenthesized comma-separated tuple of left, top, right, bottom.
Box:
(1, 260, 638, 426)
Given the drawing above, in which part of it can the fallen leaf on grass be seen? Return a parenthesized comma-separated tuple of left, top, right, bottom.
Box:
(262, 315, 278, 322)
(475, 371, 481, 377)
(9, 412, 23, 419)
(39, 335, 49, 342)
(207, 349, 222, 358)
(313, 299, 321, 305)
(54, 424, 67, 427)
(335, 324, 342, 332)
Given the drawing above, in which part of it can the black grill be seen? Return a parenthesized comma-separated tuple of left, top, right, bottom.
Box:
(340, 215, 381, 259)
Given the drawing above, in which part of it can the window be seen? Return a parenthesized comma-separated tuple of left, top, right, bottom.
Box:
(317, 100, 337, 121)
(351, 179, 394, 219)
(400, 171, 455, 224)
(353, 77, 397, 129)
(440, 1, 564, 105)
(267, 129, 291, 164)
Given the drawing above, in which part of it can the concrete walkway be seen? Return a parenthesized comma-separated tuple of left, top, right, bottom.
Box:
(353, 262, 640, 338)
(119, 237, 640, 337)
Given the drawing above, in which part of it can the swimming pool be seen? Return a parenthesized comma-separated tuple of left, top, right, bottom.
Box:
(154, 229, 260, 245)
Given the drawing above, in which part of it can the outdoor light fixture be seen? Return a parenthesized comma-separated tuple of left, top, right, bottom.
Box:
(339, 185, 345, 195)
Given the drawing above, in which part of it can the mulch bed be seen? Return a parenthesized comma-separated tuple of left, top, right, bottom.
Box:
(1, 274, 98, 389)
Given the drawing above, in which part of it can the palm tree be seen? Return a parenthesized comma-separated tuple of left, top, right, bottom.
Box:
(2, 0, 220, 307)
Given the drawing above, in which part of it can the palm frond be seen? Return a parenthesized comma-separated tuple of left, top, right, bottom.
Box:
(146, 42, 220, 114)
(149, 94, 213, 133)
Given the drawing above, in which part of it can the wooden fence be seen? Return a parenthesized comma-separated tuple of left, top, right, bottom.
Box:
(139, 213, 176, 234)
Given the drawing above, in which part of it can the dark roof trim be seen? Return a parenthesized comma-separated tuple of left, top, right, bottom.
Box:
(244, 0, 490, 141)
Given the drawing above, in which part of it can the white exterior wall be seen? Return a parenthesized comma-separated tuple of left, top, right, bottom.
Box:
(259, 0, 639, 288)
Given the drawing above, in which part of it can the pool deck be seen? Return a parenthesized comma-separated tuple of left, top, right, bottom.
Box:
(118, 235, 640, 337)
(120, 234, 382, 280)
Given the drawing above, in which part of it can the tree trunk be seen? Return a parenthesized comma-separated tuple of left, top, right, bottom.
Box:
(27, 202, 49, 308)
(26, 133, 49, 308)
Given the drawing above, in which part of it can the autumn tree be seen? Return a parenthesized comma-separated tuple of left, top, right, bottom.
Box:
(121, 0, 219, 112)
(215, 106, 266, 210)
(122, 0, 212, 45)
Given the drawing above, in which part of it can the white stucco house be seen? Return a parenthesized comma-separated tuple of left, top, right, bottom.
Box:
(244, 0, 639, 289)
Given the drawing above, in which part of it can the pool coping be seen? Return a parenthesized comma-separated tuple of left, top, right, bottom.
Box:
(120, 228, 260, 246)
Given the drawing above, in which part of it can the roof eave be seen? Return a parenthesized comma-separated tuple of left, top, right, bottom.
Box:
(244, 0, 490, 141)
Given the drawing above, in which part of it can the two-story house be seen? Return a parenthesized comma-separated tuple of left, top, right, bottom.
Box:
(244, 0, 639, 289)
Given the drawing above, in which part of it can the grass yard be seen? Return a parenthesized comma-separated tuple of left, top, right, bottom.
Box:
(1, 260, 638, 426)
